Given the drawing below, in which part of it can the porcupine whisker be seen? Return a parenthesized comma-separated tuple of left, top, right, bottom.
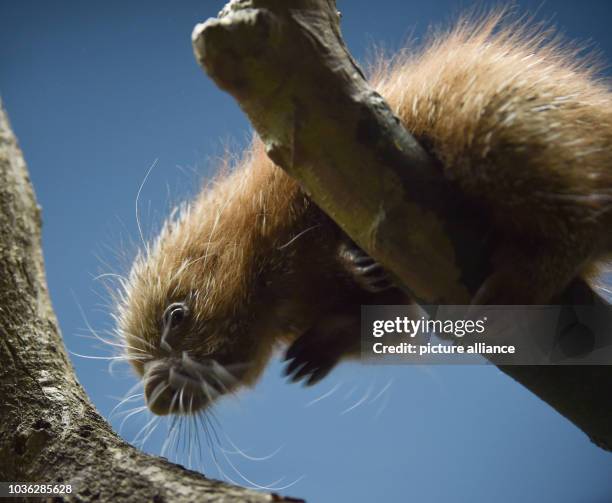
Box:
(135, 158, 159, 251)
(91, 251, 122, 282)
(197, 384, 225, 466)
(220, 433, 284, 462)
(132, 413, 159, 447)
(210, 360, 243, 388)
(197, 358, 244, 392)
(109, 391, 145, 414)
(92, 272, 128, 283)
(109, 325, 152, 346)
(219, 447, 287, 490)
(161, 421, 176, 461)
(181, 356, 238, 397)
(160, 408, 178, 457)
(199, 380, 219, 406)
(203, 400, 221, 457)
(189, 384, 279, 471)
(207, 410, 223, 447)
(181, 415, 189, 469)
(277, 224, 322, 250)
(69, 351, 148, 361)
(193, 413, 206, 474)
(205, 367, 235, 397)
(368, 378, 394, 420)
(195, 410, 215, 469)
(180, 351, 202, 372)
(595, 283, 612, 295)
(76, 332, 148, 355)
(197, 413, 236, 484)
(116, 378, 145, 399)
(108, 363, 138, 378)
(180, 417, 190, 468)
(195, 419, 207, 473)
(182, 353, 250, 380)
(118, 405, 148, 434)
(220, 447, 306, 492)
(169, 367, 216, 401)
(148, 382, 171, 412)
(369, 378, 394, 405)
(108, 384, 144, 409)
(161, 410, 179, 458)
(113, 403, 148, 420)
(176, 413, 189, 464)
(72, 293, 149, 360)
(171, 416, 183, 465)
(341, 384, 374, 415)
(212, 457, 243, 488)
(109, 392, 144, 420)
(179, 386, 186, 416)
(170, 391, 185, 459)
(343, 384, 358, 400)
(305, 382, 342, 408)
(187, 414, 199, 471)
(183, 400, 192, 468)
(72, 341, 146, 376)
(188, 396, 196, 468)
(374, 389, 391, 421)
(139, 415, 161, 449)
(116, 329, 156, 352)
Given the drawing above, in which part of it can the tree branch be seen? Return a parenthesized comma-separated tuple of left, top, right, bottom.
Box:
(192, 0, 612, 451)
(0, 101, 301, 502)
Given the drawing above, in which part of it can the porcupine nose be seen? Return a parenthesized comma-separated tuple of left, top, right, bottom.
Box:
(143, 365, 174, 416)
(143, 360, 213, 415)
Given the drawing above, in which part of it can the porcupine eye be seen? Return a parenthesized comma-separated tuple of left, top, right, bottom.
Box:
(162, 302, 189, 331)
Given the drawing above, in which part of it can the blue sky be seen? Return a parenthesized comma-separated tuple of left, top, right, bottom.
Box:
(2, 1, 612, 501)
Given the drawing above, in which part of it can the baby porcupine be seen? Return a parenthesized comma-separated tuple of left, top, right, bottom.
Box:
(116, 12, 612, 415)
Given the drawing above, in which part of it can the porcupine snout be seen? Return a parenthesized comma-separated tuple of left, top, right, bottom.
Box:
(142, 354, 230, 416)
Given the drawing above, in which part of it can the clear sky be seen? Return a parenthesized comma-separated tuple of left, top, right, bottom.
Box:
(2, 1, 612, 502)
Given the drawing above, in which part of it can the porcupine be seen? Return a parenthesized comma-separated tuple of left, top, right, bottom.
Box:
(116, 12, 612, 415)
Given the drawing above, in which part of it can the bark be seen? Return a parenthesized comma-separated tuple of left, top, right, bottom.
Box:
(0, 101, 301, 502)
(192, 0, 612, 451)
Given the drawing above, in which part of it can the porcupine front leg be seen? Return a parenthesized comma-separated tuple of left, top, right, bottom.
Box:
(283, 310, 362, 385)
(284, 241, 409, 385)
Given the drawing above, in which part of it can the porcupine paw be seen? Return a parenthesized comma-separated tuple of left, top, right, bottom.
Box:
(283, 314, 358, 386)
(283, 334, 339, 386)
(339, 242, 393, 293)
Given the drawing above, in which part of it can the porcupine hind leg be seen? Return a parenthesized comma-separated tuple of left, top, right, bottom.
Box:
(472, 238, 595, 306)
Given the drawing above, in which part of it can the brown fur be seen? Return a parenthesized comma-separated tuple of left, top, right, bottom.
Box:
(117, 11, 612, 414)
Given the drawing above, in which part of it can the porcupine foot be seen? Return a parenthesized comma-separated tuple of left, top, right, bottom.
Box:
(284, 312, 361, 386)
(284, 242, 404, 385)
